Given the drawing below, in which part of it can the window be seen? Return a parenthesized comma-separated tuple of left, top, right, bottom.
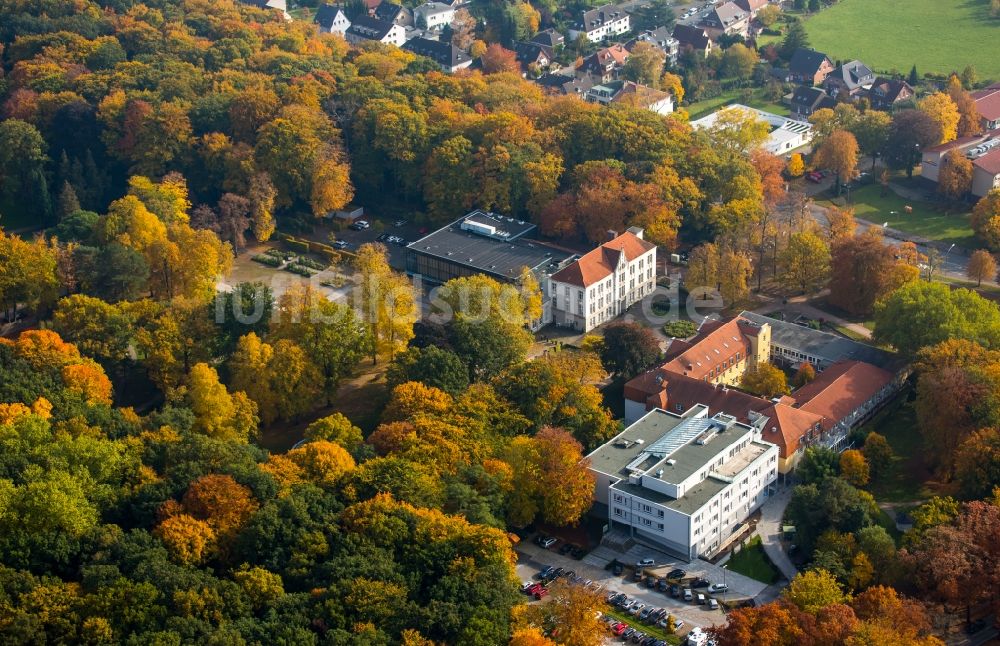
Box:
(613, 494, 623, 503)
(658, 510, 664, 518)
(614, 507, 625, 517)
(642, 504, 652, 513)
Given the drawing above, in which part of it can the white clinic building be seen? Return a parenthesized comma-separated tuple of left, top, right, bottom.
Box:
(587, 405, 779, 560)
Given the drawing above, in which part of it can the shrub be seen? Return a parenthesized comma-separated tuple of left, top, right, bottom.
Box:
(251, 254, 282, 267)
(663, 320, 698, 338)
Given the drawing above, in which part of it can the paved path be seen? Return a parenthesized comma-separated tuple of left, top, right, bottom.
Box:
(755, 486, 798, 583)
(751, 294, 873, 340)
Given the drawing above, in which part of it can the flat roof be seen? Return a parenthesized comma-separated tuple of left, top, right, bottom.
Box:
(739, 311, 898, 369)
(613, 476, 730, 515)
(588, 407, 691, 477)
(407, 211, 575, 281)
(655, 419, 754, 483)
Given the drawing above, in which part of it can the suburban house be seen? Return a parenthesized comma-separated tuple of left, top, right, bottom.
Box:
(787, 48, 834, 86)
(972, 147, 1000, 198)
(823, 60, 875, 98)
(734, 0, 768, 18)
(532, 28, 566, 49)
(671, 24, 713, 58)
(402, 37, 472, 72)
(789, 86, 836, 117)
(413, 2, 455, 30)
(537, 71, 596, 96)
(699, 1, 750, 38)
(623, 313, 902, 475)
(568, 4, 631, 42)
(314, 4, 351, 36)
(344, 15, 406, 46)
(973, 83, 1000, 131)
(588, 405, 779, 560)
(581, 44, 631, 83)
(690, 105, 813, 155)
(239, 0, 291, 20)
(405, 210, 575, 329)
(514, 41, 555, 73)
(372, 1, 413, 26)
(627, 27, 680, 66)
(586, 80, 675, 115)
(919, 130, 1000, 190)
(866, 77, 914, 111)
(548, 228, 657, 333)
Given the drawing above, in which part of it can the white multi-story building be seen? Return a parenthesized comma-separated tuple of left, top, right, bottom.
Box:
(413, 2, 456, 30)
(548, 228, 656, 332)
(568, 4, 631, 43)
(588, 405, 779, 560)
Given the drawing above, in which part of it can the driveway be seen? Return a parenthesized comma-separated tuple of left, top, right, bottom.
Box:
(753, 485, 798, 582)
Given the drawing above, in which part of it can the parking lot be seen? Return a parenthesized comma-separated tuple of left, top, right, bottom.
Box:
(516, 538, 754, 636)
(326, 217, 426, 272)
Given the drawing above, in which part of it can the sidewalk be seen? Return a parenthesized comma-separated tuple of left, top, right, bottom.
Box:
(751, 294, 873, 340)
(755, 486, 798, 583)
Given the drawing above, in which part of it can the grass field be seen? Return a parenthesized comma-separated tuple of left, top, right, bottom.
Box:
(826, 184, 975, 246)
(803, 0, 1000, 79)
(724, 536, 780, 584)
(685, 88, 790, 120)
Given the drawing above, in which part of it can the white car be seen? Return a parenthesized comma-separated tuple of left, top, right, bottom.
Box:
(707, 583, 729, 593)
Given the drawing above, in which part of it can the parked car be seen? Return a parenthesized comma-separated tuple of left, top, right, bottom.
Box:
(559, 543, 574, 555)
(709, 598, 720, 610)
(528, 583, 545, 596)
(621, 598, 636, 610)
(633, 568, 644, 581)
(630, 631, 645, 643)
(534, 586, 548, 599)
(562, 570, 576, 580)
(670, 584, 681, 597)
(657, 578, 669, 592)
(540, 537, 557, 548)
(667, 568, 686, 580)
(537, 565, 554, 578)
(613, 562, 624, 576)
(805, 171, 823, 183)
(690, 577, 710, 588)
(571, 546, 588, 560)
(645, 575, 657, 588)
(331, 240, 350, 250)
(683, 588, 693, 602)
(697, 593, 706, 605)
(708, 583, 729, 594)
(630, 603, 645, 617)
(349, 220, 370, 230)
(636, 558, 655, 569)
(639, 607, 653, 620)
(612, 622, 628, 636)
(521, 581, 535, 592)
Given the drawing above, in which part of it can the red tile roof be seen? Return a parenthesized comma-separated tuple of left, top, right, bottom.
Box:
(972, 85, 1000, 121)
(625, 369, 772, 421)
(659, 318, 755, 381)
(549, 231, 655, 288)
(792, 360, 894, 431)
(758, 403, 824, 459)
(973, 147, 1000, 175)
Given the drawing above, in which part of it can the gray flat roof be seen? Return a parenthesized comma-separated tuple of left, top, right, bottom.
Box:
(613, 476, 730, 515)
(739, 311, 898, 369)
(407, 212, 574, 281)
(651, 418, 752, 483)
(588, 408, 691, 477)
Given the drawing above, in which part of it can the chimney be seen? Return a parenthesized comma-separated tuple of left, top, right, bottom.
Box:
(606, 230, 619, 241)
(626, 226, 645, 239)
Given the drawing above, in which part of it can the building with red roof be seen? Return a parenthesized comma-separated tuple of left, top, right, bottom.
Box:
(972, 83, 1000, 131)
(549, 227, 657, 332)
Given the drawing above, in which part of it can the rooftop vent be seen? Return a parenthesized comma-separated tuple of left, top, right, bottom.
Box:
(666, 458, 676, 466)
(656, 469, 664, 478)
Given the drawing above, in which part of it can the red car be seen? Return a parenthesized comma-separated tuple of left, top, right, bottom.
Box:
(612, 622, 628, 636)
(534, 586, 549, 599)
(527, 583, 544, 596)
(805, 171, 823, 183)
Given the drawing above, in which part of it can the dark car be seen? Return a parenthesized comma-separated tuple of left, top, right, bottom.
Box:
(691, 577, 710, 588)
(670, 584, 681, 597)
(559, 543, 574, 555)
(537, 566, 555, 579)
(657, 578, 669, 592)
(571, 546, 587, 560)
(667, 568, 686, 580)
(645, 575, 657, 588)
(633, 568, 644, 581)
(613, 562, 624, 576)
(805, 171, 823, 183)
(562, 570, 575, 580)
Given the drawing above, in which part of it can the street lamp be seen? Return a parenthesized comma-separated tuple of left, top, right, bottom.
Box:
(721, 564, 728, 612)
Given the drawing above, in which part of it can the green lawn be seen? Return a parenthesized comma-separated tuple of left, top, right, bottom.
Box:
(826, 183, 975, 247)
(724, 536, 780, 584)
(860, 398, 941, 503)
(803, 0, 1000, 78)
(685, 88, 790, 120)
(602, 606, 683, 644)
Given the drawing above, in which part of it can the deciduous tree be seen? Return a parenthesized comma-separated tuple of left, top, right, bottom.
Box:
(812, 130, 859, 193)
(783, 569, 845, 614)
(972, 190, 1000, 250)
(839, 449, 870, 487)
(967, 249, 997, 286)
(938, 149, 974, 200)
(355, 243, 416, 363)
(184, 362, 259, 442)
(917, 92, 960, 143)
(862, 432, 893, 481)
(740, 362, 789, 397)
(599, 322, 661, 378)
(480, 44, 519, 74)
(779, 230, 831, 293)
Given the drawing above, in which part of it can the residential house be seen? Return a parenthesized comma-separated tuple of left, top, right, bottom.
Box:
(413, 2, 455, 30)
(405, 210, 576, 329)
(586, 80, 675, 115)
(588, 405, 779, 560)
(866, 77, 914, 111)
(344, 15, 407, 46)
(238, 0, 291, 20)
(372, 1, 413, 26)
(536, 71, 596, 97)
(734, 0, 768, 18)
(581, 44, 631, 83)
(531, 28, 566, 49)
(690, 105, 813, 154)
(789, 86, 836, 118)
(972, 147, 1000, 198)
(402, 37, 472, 72)
(699, 1, 750, 39)
(549, 228, 657, 333)
(787, 48, 834, 86)
(972, 83, 1000, 131)
(568, 4, 631, 43)
(627, 27, 680, 66)
(514, 41, 555, 73)
(671, 24, 713, 58)
(919, 130, 1000, 184)
(314, 4, 351, 36)
(823, 60, 875, 98)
